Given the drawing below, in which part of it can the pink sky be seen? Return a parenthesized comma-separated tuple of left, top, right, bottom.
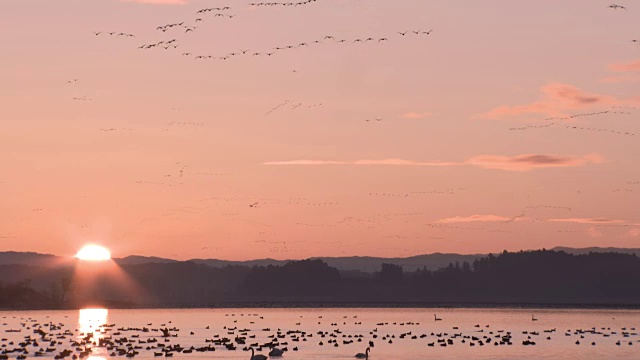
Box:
(0, 0, 639, 260)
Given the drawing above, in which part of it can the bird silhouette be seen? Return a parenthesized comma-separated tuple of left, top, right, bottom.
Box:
(355, 347, 370, 359)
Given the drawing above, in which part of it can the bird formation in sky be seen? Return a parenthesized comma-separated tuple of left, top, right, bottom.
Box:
(369, 189, 464, 197)
(509, 109, 636, 136)
(608, 4, 627, 10)
(509, 123, 556, 131)
(525, 205, 572, 212)
(7, 0, 640, 258)
(541, 110, 633, 122)
(264, 100, 323, 116)
(249, 1, 319, 7)
(184, 30, 431, 62)
(138, 39, 179, 50)
(196, 6, 231, 14)
(563, 125, 635, 136)
(99, 128, 133, 132)
(93, 31, 135, 38)
(167, 121, 205, 127)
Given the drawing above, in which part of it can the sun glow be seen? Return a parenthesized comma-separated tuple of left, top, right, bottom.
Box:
(76, 245, 111, 261)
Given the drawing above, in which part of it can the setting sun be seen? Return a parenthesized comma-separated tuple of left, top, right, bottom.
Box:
(76, 245, 111, 261)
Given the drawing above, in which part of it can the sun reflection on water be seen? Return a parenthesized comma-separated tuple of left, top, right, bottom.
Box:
(78, 308, 108, 340)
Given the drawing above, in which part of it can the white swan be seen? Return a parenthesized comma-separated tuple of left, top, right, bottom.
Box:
(250, 348, 268, 360)
(355, 347, 370, 359)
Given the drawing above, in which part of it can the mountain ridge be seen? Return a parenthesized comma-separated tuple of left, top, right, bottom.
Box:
(1, 246, 638, 272)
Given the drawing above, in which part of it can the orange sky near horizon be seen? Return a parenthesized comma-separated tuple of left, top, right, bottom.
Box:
(1, 0, 639, 260)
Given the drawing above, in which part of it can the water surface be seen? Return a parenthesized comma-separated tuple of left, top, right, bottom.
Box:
(1, 308, 639, 359)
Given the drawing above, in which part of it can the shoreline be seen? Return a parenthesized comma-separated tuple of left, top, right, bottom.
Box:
(3, 302, 640, 311)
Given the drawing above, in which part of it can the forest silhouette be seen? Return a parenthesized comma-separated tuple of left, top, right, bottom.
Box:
(2, 249, 640, 309)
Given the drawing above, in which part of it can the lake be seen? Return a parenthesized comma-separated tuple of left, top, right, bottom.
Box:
(1, 308, 639, 359)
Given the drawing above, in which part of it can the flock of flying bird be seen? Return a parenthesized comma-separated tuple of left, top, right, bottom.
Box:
(509, 108, 638, 136)
(93, 32, 135, 38)
(249, 1, 321, 7)
(264, 101, 323, 116)
(183, 30, 432, 62)
(25, 1, 636, 257)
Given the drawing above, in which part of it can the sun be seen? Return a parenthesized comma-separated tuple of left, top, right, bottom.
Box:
(76, 245, 111, 261)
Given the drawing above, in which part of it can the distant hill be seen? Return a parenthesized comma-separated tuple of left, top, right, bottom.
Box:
(190, 258, 289, 268)
(190, 254, 483, 272)
(311, 253, 485, 273)
(0, 251, 61, 266)
(5, 250, 640, 309)
(114, 256, 178, 265)
(552, 246, 640, 257)
(1, 247, 638, 273)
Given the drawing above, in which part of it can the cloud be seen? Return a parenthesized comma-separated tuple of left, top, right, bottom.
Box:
(402, 112, 434, 119)
(477, 83, 638, 119)
(265, 153, 603, 172)
(601, 60, 640, 83)
(119, 0, 187, 4)
(587, 226, 603, 238)
(263, 154, 604, 171)
(608, 59, 640, 73)
(466, 153, 603, 172)
(263, 160, 346, 165)
(264, 159, 458, 167)
(546, 218, 627, 225)
(437, 215, 513, 223)
(600, 74, 640, 84)
(623, 228, 640, 238)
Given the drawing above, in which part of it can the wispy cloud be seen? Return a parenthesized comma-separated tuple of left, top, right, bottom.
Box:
(546, 218, 627, 225)
(601, 59, 640, 83)
(608, 59, 640, 73)
(600, 74, 640, 84)
(263, 159, 458, 167)
(623, 228, 640, 238)
(402, 112, 434, 119)
(265, 153, 602, 172)
(587, 226, 603, 238)
(437, 215, 514, 223)
(466, 153, 604, 172)
(477, 83, 638, 119)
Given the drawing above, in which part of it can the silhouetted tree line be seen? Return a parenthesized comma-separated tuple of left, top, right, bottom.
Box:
(2, 250, 640, 309)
